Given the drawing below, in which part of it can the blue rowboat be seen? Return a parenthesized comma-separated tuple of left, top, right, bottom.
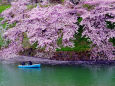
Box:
(18, 64, 41, 68)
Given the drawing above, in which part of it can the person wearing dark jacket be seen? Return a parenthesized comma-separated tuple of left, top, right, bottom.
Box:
(21, 62, 25, 65)
(28, 61, 33, 65)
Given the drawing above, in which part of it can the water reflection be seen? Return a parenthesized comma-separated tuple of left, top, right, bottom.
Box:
(0, 64, 25, 86)
(90, 66, 115, 86)
(0, 64, 115, 86)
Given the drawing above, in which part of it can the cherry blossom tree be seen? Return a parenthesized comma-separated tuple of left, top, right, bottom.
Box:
(0, 0, 115, 60)
(80, 0, 115, 60)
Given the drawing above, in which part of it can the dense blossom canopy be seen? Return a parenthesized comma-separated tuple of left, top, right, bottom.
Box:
(0, 0, 115, 59)
(80, 0, 115, 60)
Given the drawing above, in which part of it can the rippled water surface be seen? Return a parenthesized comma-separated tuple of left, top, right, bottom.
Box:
(0, 64, 115, 86)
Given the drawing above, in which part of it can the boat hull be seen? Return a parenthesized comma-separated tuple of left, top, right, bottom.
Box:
(18, 64, 41, 68)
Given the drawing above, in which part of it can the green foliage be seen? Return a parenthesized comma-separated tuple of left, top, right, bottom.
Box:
(27, 4, 37, 10)
(57, 37, 63, 47)
(0, 35, 11, 49)
(0, 4, 11, 49)
(19, 33, 38, 56)
(106, 21, 115, 30)
(105, 13, 114, 18)
(0, 35, 4, 49)
(4, 39, 11, 48)
(7, 22, 17, 29)
(2, 22, 7, 29)
(0, 5, 13, 30)
(22, 32, 31, 49)
(0, 18, 16, 30)
(0, 17, 7, 29)
(0, 17, 4, 21)
(83, 4, 95, 11)
(30, 41, 38, 49)
(56, 45, 91, 52)
(56, 17, 91, 52)
(61, 0, 65, 2)
(22, 32, 38, 49)
(73, 24, 91, 49)
(75, 17, 83, 25)
(0, 26, 11, 49)
(1, 22, 7, 29)
(77, 17, 83, 24)
(57, 31, 63, 47)
(109, 37, 115, 46)
(0, 4, 11, 13)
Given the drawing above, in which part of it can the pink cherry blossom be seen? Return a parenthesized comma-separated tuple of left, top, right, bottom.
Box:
(0, 0, 115, 60)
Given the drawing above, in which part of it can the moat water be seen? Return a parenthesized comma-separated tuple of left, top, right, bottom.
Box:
(0, 64, 115, 86)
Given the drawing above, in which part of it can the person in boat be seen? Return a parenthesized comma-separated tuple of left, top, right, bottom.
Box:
(70, 0, 80, 5)
(28, 61, 33, 65)
(21, 62, 25, 65)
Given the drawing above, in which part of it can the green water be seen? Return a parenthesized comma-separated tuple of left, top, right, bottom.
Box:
(0, 64, 115, 86)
